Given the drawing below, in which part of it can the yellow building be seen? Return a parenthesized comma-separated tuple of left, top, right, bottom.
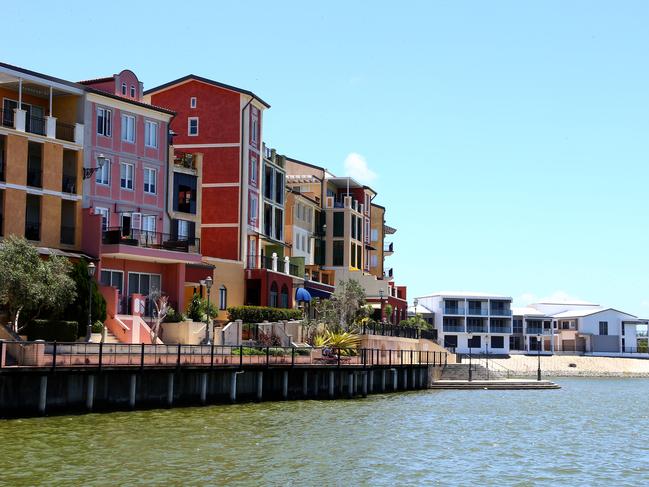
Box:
(0, 63, 84, 252)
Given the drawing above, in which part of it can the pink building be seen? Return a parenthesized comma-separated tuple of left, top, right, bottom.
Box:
(80, 70, 206, 327)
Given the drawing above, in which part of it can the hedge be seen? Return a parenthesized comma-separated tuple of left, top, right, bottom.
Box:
(24, 320, 79, 342)
(227, 306, 303, 323)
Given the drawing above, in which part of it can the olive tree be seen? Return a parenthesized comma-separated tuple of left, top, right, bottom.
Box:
(313, 278, 367, 331)
(0, 236, 76, 333)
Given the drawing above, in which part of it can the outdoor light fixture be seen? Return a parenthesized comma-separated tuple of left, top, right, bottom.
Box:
(83, 154, 107, 180)
(86, 262, 96, 342)
(204, 276, 213, 345)
(467, 333, 473, 381)
(537, 333, 542, 381)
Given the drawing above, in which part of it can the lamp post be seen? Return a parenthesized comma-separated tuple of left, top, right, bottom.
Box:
(485, 333, 490, 380)
(467, 333, 473, 381)
(204, 276, 213, 345)
(537, 333, 542, 381)
(86, 262, 96, 342)
(379, 289, 385, 323)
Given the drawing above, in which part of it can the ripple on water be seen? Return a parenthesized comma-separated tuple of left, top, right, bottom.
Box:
(1, 378, 648, 485)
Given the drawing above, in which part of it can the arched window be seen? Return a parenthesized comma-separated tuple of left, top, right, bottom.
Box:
(269, 282, 278, 307)
(219, 285, 227, 310)
(280, 284, 289, 308)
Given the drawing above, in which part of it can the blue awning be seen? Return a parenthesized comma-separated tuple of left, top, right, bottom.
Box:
(304, 285, 332, 299)
(296, 287, 312, 302)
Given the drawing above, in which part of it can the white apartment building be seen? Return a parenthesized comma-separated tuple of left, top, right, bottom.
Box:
(416, 292, 513, 354)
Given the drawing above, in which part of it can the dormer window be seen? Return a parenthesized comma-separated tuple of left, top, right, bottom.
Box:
(190, 97, 197, 108)
(121, 83, 127, 95)
(130, 85, 136, 98)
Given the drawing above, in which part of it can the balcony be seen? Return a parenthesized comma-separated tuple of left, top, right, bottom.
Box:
(383, 268, 394, 280)
(1, 108, 83, 144)
(25, 220, 40, 241)
(490, 324, 512, 333)
(467, 322, 488, 333)
(27, 168, 42, 188)
(490, 308, 512, 316)
(443, 322, 465, 332)
(384, 242, 394, 255)
(61, 175, 77, 194)
(246, 254, 302, 278)
(467, 307, 488, 316)
(60, 225, 75, 245)
(102, 227, 200, 254)
(444, 306, 465, 315)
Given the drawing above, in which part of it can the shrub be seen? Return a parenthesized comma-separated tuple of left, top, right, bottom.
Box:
(227, 306, 302, 323)
(91, 320, 104, 333)
(60, 260, 106, 338)
(24, 320, 78, 342)
(164, 307, 185, 323)
(232, 347, 265, 356)
(186, 294, 217, 322)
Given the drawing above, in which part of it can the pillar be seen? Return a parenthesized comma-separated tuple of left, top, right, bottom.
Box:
(314, 372, 319, 397)
(167, 373, 174, 407)
(392, 369, 398, 391)
(200, 373, 208, 404)
(129, 374, 137, 409)
(328, 370, 335, 398)
(362, 372, 368, 398)
(302, 371, 308, 397)
(368, 370, 374, 394)
(411, 368, 416, 388)
(86, 375, 95, 411)
(403, 368, 408, 390)
(347, 372, 354, 398)
(282, 370, 289, 399)
(256, 371, 263, 401)
(230, 371, 238, 403)
(38, 375, 47, 415)
(381, 369, 386, 392)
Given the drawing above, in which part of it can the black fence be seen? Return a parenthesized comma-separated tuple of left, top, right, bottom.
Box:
(360, 323, 437, 341)
(102, 227, 200, 253)
(56, 121, 76, 142)
(0, 341, 448, 371)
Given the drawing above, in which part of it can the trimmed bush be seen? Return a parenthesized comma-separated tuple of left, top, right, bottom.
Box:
(91, 320, 104, 333)
(24, 320, 79, 342)
(227, 306, 302, 323)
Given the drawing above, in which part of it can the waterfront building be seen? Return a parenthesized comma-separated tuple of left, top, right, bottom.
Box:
(0, 62, 85, 254)
(284, 157, 408, 322)
(78, 71, 208, 336)
(416, 292, 513, 354)
(145, 75, 289, 317)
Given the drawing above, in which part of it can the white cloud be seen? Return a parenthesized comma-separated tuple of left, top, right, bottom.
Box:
(343, 152, 377, 184)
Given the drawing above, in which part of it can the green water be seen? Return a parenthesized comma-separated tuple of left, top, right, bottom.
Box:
(1, 378, 648, 486)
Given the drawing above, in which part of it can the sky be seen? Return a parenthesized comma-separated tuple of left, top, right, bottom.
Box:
(3, 1, 649, 314)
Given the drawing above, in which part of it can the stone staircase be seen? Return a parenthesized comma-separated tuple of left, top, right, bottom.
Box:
(439, 363, 505, 381)
(103, 329, 120, 344)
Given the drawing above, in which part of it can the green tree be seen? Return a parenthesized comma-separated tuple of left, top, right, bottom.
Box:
(0, 236, 77, 333)
(60, 260, 107, 338)
(313, 279, 367, 331)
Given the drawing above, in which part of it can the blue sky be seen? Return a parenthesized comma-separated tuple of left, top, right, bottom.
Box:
(4, 1, 649, 314)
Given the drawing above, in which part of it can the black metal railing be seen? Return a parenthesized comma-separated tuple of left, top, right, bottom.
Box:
(25, 221, 40, 241)
(26, 114, 46, 136)
(60, 226, 75, 245)
(289, 263, 301, 277)
(360, 322, 423, 339)
(0, 341, 449, 371)
(102, 227, 200, 253)
(1, 109, 13, 128)
(56, 121, 75, 142)
(27, 167, 42, 188)
(61, 175, 76, 194)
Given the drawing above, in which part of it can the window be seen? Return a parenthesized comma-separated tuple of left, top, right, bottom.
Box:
(269, 282, 278, 308)
(250, 156, 258, 184)
(95, 207, 109, 231)
(280, 284, 289, 308)
(144, 120, 158, 148)
(95, 157, 110, 185)
(121, 114, 135, 143)
(25, 194, 41, 241)
(491, 336, 505, 349)
(174, 173, 197, 214)
(178, 219, 190, 240)
(307, 207, 312, 224)
(121, 83, 127, 95)
(274, 172, 284, 204)
(97, 107, 112, 137)
(371, 228, 378, 242)
(513, 319, 523, 334)
(100, 269, 123, 295)
(333, 241, 344, 266)
(120, 162, 134, 190)
(188, 117, 199, 136)
(297, 204, 303, 220)
(219, 285, 227, 310)
(190, 97, 197, 108)
(444, 335, 458, 348)
(251, 117, 258, 143)
(333, 212, 344, 237)
(130, 85, 136, 98)
(142, 215, 156, 234)
(143, 167, 156, 194)
(249, 194, 258, 223)
(468, 336, 481, 349)
(371, 254, 378, 267)
(599, 321, 609, 336)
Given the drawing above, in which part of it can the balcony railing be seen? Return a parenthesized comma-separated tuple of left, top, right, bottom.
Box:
(490, 325, 512, 333)
(60, 225, 75, 245)
(246, 254, 302, 278)
(467, 308, 488, 316)
(384, 242, 394, 253)
(1, 109, 13, 129)
(443, 323, 465, 332)
(526, 327, 552, 335)
(102, 227, 200, 253)
(56, 121, 76, 142)
(61, 175, 77, 194)
(26, 114, 46, 136)
(444, 306, 465, 315)
(467, 323, 487, 333)
(490, 308, 512, 316)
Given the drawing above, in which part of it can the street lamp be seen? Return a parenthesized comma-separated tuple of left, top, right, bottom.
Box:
(204, 276, 213, 345)
(86, 262, 96, 342)
(537, 333, 542, 381)
(485, 333, 490, 380)
(379, 289, 385, 323)
(467, 333, 473, 381)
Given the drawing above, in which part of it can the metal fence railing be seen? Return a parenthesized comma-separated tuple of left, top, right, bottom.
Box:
(0, 341, 448, 371)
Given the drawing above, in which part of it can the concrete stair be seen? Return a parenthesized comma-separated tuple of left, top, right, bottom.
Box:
(439, 363, 505, 381)
(103, 329, 120, 344)
(429, 379, 560, 390)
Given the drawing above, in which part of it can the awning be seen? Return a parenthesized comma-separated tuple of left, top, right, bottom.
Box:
(305, 285, 332, 299)
(296, 287, 312, 302)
